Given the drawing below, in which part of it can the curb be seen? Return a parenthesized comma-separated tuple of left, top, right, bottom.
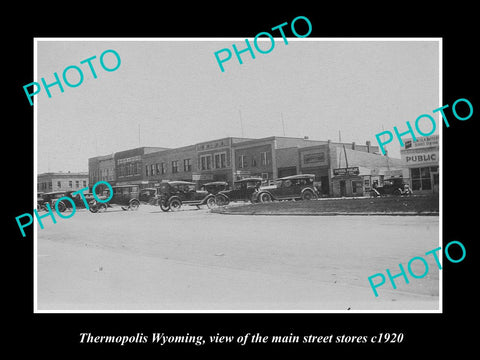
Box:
(211, 210, 439, 216)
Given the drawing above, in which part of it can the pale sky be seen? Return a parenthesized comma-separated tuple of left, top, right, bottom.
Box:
(36, 39, 440, 173)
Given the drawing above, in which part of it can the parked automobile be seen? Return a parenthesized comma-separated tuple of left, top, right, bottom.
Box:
(91, 185, 140, 212)
(215, 177, 263, 206)
(37, 192, 45, 211)
(201, 181, 229, 195)
(153, 181, 216, 212)
(38, 190, 96, 212)
(371, 178, 412, 197)
(252, 174, 319, 203)
(139, 188, 157, 203)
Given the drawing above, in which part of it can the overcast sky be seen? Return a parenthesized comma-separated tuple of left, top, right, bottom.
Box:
(36, 39, 440, 173)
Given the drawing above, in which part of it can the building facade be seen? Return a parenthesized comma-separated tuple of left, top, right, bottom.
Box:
(88, 154, 115, 187)
(38, 172, 89, 193)
(400, 135, 439, 193)
(87, 136, 403, 197)
(113, 147, 167, 186)
(143, 145, 198, 185)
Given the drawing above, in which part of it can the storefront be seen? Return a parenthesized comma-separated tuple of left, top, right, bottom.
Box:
(331, 167, 365, 197)
(400, 135, 439, 193)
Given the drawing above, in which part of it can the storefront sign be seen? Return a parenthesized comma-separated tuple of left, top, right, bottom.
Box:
(404, 135, 439, 149)
(303, 152, 326, 164)
(402, 150, 438, 165)
(333, 167, 359, 176)
(192, 174, 214, 181)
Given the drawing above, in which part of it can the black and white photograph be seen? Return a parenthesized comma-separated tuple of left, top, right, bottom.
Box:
(8, 6, 477, 355)
(33, 38, 441, 312)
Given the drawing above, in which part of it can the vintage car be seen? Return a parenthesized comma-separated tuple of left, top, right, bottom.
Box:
(215, 177, 263, 206)
(91, 184, 141, 212)
(38, 190, 96, 212)
(371, 178, 412, 197)
(37, 192, 45, 211)
(201, 181, 229, 195)
(252, 174, 319, 203)
(153, 181, 216, 212)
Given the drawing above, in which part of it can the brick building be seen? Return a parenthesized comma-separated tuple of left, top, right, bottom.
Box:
(88, 136, 404, 197)
(88, 153, 115, 187)
(143, 145, 197, 185)
(114, 147, 167, 186)
(37, 172, 89, 193)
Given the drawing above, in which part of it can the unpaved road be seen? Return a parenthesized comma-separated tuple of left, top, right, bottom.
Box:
(36, 205, 440, 311)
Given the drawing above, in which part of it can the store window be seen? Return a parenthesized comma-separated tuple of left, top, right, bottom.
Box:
(411, 167, 431, 191)
(352, 180, 363, 194)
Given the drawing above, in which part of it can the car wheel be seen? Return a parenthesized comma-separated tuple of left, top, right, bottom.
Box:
(259, 192, 272, 203)
(169, 198, 182, 211)
(215, 194, 229, 206)
(56, 201, 67, 213)
(160, 201, 170, 212)
(130, 199, 140, 210)
(302, 190, 315, 200)
(206, 196, 216, 209)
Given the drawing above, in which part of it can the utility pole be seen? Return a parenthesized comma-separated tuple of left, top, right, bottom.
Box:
(281, 112, 286, 136)
(343, 144, 349, 168)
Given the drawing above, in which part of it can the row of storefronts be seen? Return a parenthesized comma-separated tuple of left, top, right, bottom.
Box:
(87, 135, 439, 197)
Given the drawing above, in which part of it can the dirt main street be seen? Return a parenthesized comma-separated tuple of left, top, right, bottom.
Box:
(36, 205, 440, 311)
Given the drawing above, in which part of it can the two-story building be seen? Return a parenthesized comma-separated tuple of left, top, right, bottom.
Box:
(37, 172, 89, 193)
(88, 153, 115, 187)
(143, 145, 197, 185)
(114, 147, 167, 186)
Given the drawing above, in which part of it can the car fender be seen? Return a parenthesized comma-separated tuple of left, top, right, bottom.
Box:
(301, 187, 318, 198)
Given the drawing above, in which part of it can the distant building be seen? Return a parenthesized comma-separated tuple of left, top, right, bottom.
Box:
(143, 144, 198, 185)
(87, 136, 403, 197)
(88, 153, 115, 187)
(113, 147, 167, 186)
(37, 172, 89, 193)
(400, 135, 439, 193)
